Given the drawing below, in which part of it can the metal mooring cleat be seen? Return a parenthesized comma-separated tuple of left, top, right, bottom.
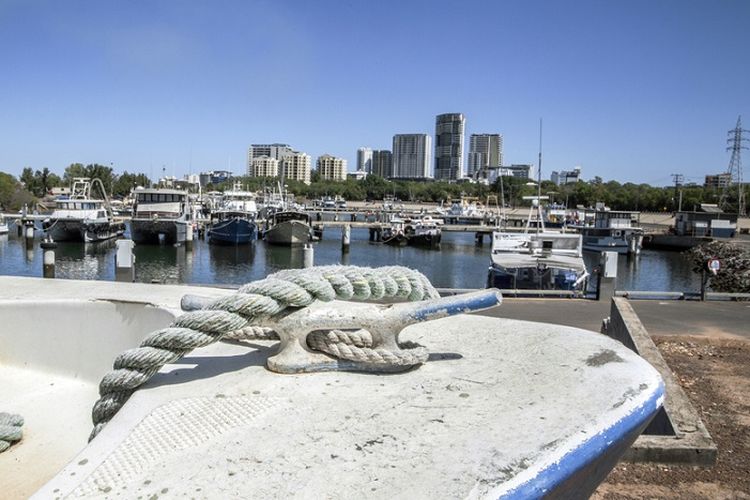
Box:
(182, 290, 502, 374)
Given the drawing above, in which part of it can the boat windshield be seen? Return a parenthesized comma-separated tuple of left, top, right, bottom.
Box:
(137, 193, 185, 203)
(274, 211, 309, 224)
(56, 201, 102, 210)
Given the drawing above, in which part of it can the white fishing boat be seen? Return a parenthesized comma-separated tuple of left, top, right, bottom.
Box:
(488, 127, 589, 292)
(41, 178, 125, 243)
(487, 231, 589, 291)
(130, 187, 192, 244)
(0, 270, 664, 498)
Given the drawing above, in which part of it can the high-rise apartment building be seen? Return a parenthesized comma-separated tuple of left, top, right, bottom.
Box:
(357, 147, 373, 173)
(434, 113, 465, 180)
(371, 150, 393, 178)
(247, 143, 294, 175)
(281, 152, 311, 185)
(251, 156, 279, 178)
(392, 134, 432, 179)
(317, 154, 347, 181)
(468, 134, 503, 178)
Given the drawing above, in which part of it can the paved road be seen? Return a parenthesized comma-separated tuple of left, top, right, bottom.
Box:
(478, 298, 750, 340)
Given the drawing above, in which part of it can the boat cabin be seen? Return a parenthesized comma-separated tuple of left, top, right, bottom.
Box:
(133, 189, 190, 220)
(591, 210, 640, 229)
(271, 210, 311, 225)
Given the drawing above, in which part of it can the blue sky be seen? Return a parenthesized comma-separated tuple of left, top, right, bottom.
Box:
(1, 0, 748, 185)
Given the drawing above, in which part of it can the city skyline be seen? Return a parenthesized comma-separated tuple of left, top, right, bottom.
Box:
(1, 1, 748, 186)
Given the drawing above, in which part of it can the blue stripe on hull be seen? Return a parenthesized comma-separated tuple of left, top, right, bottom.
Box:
(500, 380, 665, 499)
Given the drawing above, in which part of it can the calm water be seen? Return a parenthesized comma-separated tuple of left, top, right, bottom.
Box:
(0, 225, 702, 291)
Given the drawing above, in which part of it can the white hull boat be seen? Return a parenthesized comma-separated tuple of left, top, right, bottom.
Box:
(130, 188, 192, 245)
(42, 178, 125, 243)
(1, 272, 662, 498)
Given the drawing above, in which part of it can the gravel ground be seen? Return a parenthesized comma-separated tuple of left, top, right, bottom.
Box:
(594, 335, 750, 499)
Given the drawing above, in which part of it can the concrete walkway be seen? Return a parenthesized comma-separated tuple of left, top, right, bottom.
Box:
(479, 298, 750, 340)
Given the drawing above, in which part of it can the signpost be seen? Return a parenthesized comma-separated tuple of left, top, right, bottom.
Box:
(701, 258, 721, 301)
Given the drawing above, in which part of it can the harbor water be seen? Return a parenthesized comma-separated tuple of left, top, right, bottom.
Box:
(0, 225, 703, 292)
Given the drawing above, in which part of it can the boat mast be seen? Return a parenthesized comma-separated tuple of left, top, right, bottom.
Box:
(536, 119, 545, 234)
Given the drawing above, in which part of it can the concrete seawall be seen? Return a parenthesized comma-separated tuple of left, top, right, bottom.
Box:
(603, 297, 717, 465)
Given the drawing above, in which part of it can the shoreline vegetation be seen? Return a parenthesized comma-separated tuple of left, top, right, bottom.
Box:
(1, 163, 749, 214)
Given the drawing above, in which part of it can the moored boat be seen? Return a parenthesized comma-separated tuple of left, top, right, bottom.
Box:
(487, 231, 589, 291)
(41, 178, 125, 243)
(208, 183, 258, 245)
(0, 214, 8, 235)
(404, 216, 442, 248)
(381, 218, 408, 246)
(574, 207, 644, 255)
(130, 188, 192, 244)
(263, 210, 313, 245)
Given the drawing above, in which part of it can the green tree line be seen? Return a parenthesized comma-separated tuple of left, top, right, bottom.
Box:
(219, 175, 749, 214)
(2, 164, 748, 214)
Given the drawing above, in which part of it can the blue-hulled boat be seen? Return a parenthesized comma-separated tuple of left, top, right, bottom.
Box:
(208, 183, 258, 245)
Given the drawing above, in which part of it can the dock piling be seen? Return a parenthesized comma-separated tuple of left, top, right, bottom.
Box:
(40, 237, 57, 278)
(115, 239, 136, 282)
(185, 223, 194, 251)
(24, 220, 35, 241)
(341, 224, 351, 253)
(303, 243, 314, 268)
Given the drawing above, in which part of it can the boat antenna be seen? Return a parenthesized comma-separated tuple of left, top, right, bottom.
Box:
(537, 118, 543, 202)
(536, 118, 543, 234)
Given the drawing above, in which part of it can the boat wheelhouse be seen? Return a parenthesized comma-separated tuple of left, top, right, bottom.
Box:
(130, 188, 191, 244)
(578, 207, 643, 255)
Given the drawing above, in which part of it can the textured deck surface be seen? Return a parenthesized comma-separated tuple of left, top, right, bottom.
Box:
(32, 314, 663, 499)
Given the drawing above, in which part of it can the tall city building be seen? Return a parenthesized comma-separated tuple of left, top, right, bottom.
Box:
(434, 113, 465, 180)
(281, 152, 312, 185)
(392, 134, 432, 179)
(317, 154, 348, 181)
(356, 147, 373, 173)
(371, 150, 393, 178)
(468, 134, 503, 178)
(247, 143, 294, 175)
(251, 156, 279, 178)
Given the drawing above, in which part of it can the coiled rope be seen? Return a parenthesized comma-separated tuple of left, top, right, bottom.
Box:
(0, 413, 23, 453)
(90, 265, 438, 440)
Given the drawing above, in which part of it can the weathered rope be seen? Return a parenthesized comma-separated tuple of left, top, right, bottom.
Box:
(0, 413, 24, 453)
(90, 266, 438, 440)
(307, 330, 429, 366)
